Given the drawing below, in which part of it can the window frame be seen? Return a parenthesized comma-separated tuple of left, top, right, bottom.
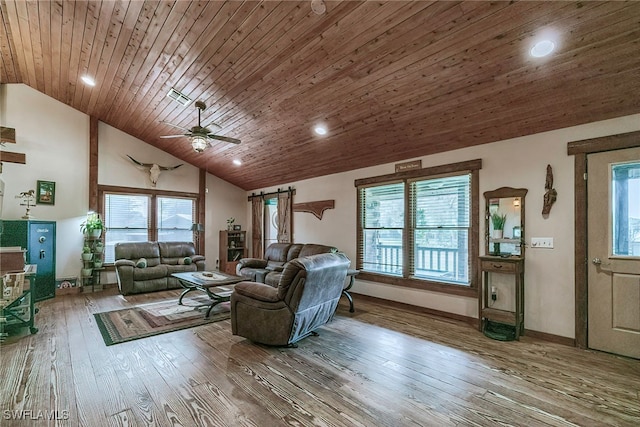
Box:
(98, 185, 200, 265)
(355, 159, 481, 298)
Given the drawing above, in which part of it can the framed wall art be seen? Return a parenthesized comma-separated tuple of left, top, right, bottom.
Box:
(36, 180, 55, 205)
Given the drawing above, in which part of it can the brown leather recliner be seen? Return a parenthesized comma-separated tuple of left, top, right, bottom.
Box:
(230, 252, 350, 346)
(236, 243, 337, 286)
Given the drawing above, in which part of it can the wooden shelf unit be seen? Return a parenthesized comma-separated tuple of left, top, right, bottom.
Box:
(479, 255, 525, 339)
(219, 230, 248, 275)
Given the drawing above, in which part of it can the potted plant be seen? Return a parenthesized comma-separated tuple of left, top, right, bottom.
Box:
(491, 212, 507, 239)
(80, 212, 105, 238)
(93, 259, 103, 269)
(81, 245, 93, 261)
(81, 267, 93, 277)
(94, 240, 104, 253)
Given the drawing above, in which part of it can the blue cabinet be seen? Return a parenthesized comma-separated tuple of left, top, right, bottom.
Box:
(1, 220, 56, 302)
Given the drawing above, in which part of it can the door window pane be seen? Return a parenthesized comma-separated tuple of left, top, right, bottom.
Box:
(612, 162, 640, 256)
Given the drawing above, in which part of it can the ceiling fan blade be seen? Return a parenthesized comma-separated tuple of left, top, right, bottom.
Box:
(160, 134, 189, 139)
(207, 134, 241, 144)
(203, 121, 222, 130)
(161, 121, 190, 132)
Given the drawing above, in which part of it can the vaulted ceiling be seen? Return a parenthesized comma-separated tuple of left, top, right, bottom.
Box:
(2, 1, 639, 190)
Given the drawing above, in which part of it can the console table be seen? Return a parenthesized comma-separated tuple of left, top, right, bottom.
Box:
(479, 256, 525, 340)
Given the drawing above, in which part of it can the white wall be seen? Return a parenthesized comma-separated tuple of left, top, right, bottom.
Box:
(2, 84, 247, 282)
(246, 113, 640, 339)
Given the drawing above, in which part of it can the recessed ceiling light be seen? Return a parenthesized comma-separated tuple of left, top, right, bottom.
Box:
(311, 0, 326, 15)
(81, 75, 96, 86)
(530, 40, 555, 58)
(233, 159, 242, 166)
(314, 125, 327, 136)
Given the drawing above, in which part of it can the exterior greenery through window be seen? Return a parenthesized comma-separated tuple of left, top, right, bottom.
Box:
(356, 160, 480, 295)
(100, 187, 198, 264)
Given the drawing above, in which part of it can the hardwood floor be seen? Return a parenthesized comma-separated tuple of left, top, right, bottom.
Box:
(1, 288, 638, 426)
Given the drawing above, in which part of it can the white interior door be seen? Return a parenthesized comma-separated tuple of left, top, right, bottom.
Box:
(587, 146, 640, 359)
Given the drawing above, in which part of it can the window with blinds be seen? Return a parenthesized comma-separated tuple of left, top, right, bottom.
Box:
(357, 167, 476, 290)
(410, 174, 470, 284)
(157, 197, 195, 243)
(360, 182, 405, 275)
(103, 192, 197, 264)
(104, 193, 150, 263)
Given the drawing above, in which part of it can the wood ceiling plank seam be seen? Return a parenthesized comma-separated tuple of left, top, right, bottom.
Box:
(71, 0, 101, 110)
(7, 0, 35, 88)
(290, 1, 462, 96)
(223, 1, 311, 83)
(78, 0, 118, 113)
(65, 0, 89, 105)
(313, 15, 632, 127)
(0, 1, 21, 82)
(48, 0, 63, 100)
(283, 2, 570, 120)
(36, 0, 52, 96)
(203, 2, 481, 136)
(115, 1, 212, 131)
(144, 1, 268, 132)
(181, 1, 302, 128)
(101, 0, 162, 123)
(126, 0, 276, 139)
(112, 0, 194, 130)
(125, 0, 232, 142)
(57, 0, 75, 103)
(89, 0, 146, 118)
(188, 0, 365, 131)
(272, 4, 608, 130)
(130, 1, 251, 139)
(104, 1, 178, 128)
(85, 0, 132, 115)
(24, 1, 45, 91)
(194, 4, 376, 135)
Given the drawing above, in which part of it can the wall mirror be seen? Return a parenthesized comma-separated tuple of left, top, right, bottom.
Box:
(484, 187, 528, 257)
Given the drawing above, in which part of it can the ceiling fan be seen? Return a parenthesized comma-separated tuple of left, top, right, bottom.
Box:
(160, 100, 241, 152)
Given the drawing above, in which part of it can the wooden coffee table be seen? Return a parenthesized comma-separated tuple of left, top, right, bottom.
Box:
(172, 271, 244, 318)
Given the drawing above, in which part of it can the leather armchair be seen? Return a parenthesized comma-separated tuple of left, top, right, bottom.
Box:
(231, 252, 350, 346)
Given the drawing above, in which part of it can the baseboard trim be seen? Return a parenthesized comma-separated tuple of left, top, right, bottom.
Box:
(523, 329, 576, 347)
(349, 293, 575, 347)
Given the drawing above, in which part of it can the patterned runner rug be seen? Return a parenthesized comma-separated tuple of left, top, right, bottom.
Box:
(94, 296, 230, 346)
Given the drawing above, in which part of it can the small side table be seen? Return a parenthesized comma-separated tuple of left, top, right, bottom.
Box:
(342, 269, 359, 313)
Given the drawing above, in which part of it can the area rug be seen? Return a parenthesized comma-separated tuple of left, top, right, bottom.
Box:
(94, 296, 230, 346)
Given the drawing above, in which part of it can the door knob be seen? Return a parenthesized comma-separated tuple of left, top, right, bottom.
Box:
(592, 257, 602, 265)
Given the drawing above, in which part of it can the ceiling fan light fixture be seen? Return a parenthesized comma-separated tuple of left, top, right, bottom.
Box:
(311, 0, 326, 15)
(191, 136, 207, 153)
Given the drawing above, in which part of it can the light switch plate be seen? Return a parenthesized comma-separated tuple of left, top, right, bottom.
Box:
(531, 237, 554, 248)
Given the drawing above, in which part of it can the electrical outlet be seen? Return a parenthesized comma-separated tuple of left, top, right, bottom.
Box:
(531, 237, 554, 248)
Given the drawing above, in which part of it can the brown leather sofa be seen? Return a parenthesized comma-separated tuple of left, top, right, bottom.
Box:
(114, 241, 205, 295)
(231, 252, 350, 346)
(236, 243, 337, 286)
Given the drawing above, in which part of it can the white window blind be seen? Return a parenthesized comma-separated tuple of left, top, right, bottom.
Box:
(157, 197, 195, 243)
(410, 174, 470, 284)
(360, 182, 405, 275)
(104, 194, 150, 263)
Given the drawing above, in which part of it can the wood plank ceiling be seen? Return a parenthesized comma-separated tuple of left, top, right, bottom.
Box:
(1, 1, 639, 190)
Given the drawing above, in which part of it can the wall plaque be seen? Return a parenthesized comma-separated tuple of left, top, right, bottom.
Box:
(395, 159, 422, 172)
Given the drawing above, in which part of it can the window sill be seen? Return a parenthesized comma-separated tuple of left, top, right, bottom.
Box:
(357, 271, 478, 298)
